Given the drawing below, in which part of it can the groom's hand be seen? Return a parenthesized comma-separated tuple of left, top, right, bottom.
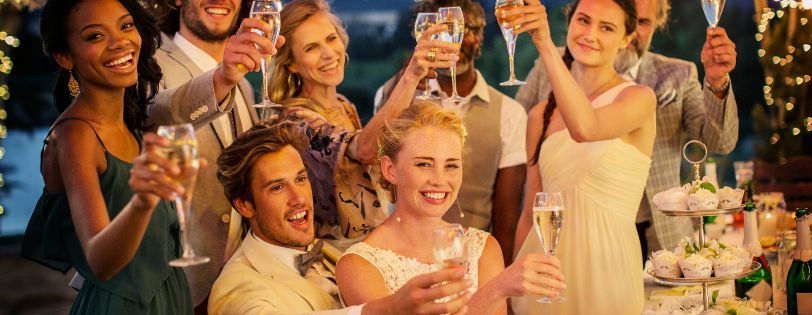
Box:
(363, 267, 473, 315)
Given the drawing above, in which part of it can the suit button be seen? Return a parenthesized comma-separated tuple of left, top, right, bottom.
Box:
(221, 213, 230, 223)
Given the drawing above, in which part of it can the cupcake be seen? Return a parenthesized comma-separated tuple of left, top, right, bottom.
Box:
(653, 186, 689, 210)
(679, 254, 713, 278)
(717, 187, 744, 208)
(721, 246, 752, 270)
(673, 237, 699, 258)
(651, 250, 682, 278)
(688, 188, 719, 210)
(713, 252, 745, 276)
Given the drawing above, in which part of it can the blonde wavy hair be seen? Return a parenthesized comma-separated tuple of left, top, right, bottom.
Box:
(377, 102, 468, 202)
(269, 0, 349, 104)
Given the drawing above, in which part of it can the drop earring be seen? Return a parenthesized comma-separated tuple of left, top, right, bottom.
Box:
(68, 69, 80, 97)
(456, 199, 465, 218)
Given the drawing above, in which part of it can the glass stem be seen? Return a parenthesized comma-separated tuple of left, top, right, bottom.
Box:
(423, 77, 431, 97)
(507, 39, 517, 80)
(450, 61, 459, 98)
(260, 55, 272, 103)
(176, 196, 195, 258)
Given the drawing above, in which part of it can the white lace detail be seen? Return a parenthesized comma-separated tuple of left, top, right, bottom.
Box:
(342, 228, 490, 293)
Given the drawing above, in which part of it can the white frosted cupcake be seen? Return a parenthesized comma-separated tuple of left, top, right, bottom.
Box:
(713, 252, 745, 276)
(717, 187, 744, 208)
(653, 187, 689, 210)
(651, 250, 682, 278)
(722, 246, 752, 270)
(680, 254, 713, 278)
(688, 188, 719, 210)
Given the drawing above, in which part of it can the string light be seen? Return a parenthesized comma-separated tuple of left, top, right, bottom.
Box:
(758, 1, 812, 149)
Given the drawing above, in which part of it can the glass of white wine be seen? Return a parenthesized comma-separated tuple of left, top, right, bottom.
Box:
(157, 123, 210, 267)
(437, 6, 467, 103)
(700, 0, 726, 27)
(432, 224, 468, 270)
(414, 12, 440, 101)
(533, 191, 566, 303)
(250, 0, 283, 121)
(495, 0, 525, 86)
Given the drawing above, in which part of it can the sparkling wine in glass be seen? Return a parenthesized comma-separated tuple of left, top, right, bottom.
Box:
(433, 224, 468, 270)
(157, 123, 210, 267)
(701, 0, 726, 27)
(496, 0, 525, 86)
(437, 6, 467, 103)
(533, 192, 566, 303)
(414, 12, 440, 100)
(250, 0, 283, 121)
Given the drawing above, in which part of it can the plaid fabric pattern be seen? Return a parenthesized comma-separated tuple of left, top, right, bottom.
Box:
(515, 51, 739, 250)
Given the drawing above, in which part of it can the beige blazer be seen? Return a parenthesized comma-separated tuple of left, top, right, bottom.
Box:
(208, 235, 349, 315)
(148, 33, 258, 306)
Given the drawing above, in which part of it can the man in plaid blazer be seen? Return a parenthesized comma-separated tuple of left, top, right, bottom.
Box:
(514, 0, 739, 256)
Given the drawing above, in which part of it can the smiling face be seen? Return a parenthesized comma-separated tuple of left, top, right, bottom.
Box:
(287, 12, 347, 92)
(57, 0, 141, 91)
(382, 127, 463, 218)
(177, 0, 241, 42)
(566, 0, 633, 67)
(237, 145, 315, 250)
(629, 0, 658, 56)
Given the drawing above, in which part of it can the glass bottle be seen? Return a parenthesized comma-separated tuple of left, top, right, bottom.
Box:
(735, 202, 772, 300)
(787, 208, 812, 315)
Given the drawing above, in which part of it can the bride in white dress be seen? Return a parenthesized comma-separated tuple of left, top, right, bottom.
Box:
(336, 103, 565, 314)
(509, 0, 656, 314)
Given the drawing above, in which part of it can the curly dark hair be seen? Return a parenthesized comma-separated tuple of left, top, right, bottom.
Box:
(40, 0, 163, 132)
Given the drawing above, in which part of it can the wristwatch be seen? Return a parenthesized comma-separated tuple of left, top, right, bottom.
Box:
(705, 75, 730, 95)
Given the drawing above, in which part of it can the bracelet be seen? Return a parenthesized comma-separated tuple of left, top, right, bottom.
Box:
(704, 75, 730, 95)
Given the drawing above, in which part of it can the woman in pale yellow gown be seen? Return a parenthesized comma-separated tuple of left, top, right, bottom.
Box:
(506, 0, 656, 314)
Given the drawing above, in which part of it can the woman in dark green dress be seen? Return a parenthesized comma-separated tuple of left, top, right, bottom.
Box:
(21, 0, 193, 313)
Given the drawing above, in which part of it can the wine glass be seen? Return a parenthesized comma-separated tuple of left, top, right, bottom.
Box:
(532, 192, 566, 303)
(414, 12, 441, 100)
(250, 0, 283, 121)
(432, 224, 468, 270)
(437, 6, 467, 103)
(157, 123, 210, 267)
(495, 0, 526, 86)
(700, 0, 726, 27)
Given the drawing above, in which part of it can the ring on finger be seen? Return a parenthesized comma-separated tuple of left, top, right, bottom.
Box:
(147, 163, 160, 172)
(427, 48, 437, 63)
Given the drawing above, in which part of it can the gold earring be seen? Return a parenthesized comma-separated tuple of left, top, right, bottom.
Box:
(456, 199, 465, 218)
(68, 70, 80, 97)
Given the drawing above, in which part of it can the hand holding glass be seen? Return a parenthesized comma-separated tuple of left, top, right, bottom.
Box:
(250, 0, 283, 121)
(157, 123, 210, 267)
(495, 0, 526, 86)
(532, 192, 566, 302)
(433, 224, 468, 270)
(414, 12, 440, 100)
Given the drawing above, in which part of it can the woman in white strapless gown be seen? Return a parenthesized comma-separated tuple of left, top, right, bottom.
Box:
(510, 0, 656, 314)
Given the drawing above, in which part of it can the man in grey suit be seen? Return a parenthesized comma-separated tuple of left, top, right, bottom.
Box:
(146, 0, 281, 311)
(514, 0, 739, 256)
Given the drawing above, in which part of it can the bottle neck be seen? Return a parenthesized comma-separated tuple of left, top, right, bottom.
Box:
(743, 210, 763, 257)
(797, 217, 811, 261)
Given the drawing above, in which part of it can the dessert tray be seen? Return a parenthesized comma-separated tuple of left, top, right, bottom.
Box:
(658, 205, 744, 216)
(647, 261, 762, 283)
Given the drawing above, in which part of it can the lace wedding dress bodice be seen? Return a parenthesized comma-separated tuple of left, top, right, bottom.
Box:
(343, 228, 489, 293)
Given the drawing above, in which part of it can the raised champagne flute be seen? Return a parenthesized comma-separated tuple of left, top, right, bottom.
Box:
(250, 0, 283, 121)
(437, 6, 467, 103)
(433, 224, 468, 270)
(495, 0, 525, 86)
(414, 12, 440, 100)
(533, 192, 566, 303)
(701, 0, 726, 27)
(157, 123, 210, 267)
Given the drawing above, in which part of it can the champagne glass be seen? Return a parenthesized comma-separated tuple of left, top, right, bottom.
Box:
(157, 124, 210, 267)
(533, 192, 566, 303)
(414, 12, 440, 100)
(433, 224, 468, 270)
(701, 0, 726, 27)
(495, 0, 526, 86)
(250, 0, 283, 121)
(437, 7, 467, 103)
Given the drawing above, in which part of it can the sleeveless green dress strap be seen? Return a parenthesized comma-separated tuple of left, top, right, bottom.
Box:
(21, 117, 192, 314)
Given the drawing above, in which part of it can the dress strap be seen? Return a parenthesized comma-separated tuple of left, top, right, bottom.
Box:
(40, 117, 109, 174)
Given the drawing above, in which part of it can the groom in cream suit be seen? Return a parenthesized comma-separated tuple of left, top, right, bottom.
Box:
(210, 122, 472, 315)
(147, 0, 281, 310)
(515, 0, 739, 255)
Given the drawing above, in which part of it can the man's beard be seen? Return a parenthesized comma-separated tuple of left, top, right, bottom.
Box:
(181, 3, 237, 42)
(437, 44, 479, 77)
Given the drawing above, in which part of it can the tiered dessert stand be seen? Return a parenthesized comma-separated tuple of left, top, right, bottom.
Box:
(647, 140, 762, 310)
